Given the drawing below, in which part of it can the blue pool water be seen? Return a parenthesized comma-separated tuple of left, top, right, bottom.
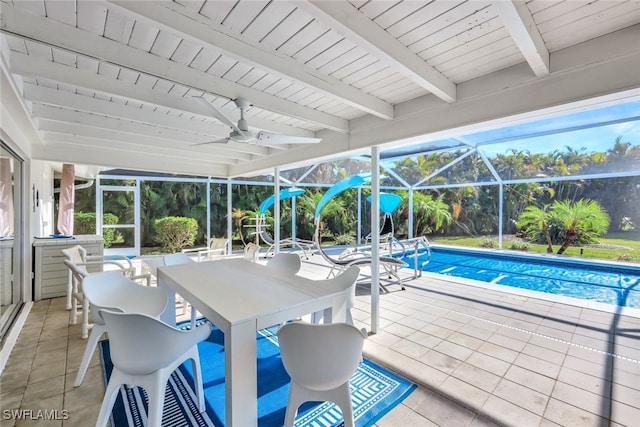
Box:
(403, 246, 640, 308)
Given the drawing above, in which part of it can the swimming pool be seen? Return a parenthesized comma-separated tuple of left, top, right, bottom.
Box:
(403, 246, 640, 308)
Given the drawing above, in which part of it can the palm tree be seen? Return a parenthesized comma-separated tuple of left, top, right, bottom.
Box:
(403, 191, 453, 236)
(231, 208, 248, 246)
(552, 199, 610, 254)
(517, 205, 554, 253)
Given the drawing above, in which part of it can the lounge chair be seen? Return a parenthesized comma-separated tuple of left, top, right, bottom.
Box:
(364, 213, 394, 245)
(313, 227, 407, 291)
(257, 224, 316, 259)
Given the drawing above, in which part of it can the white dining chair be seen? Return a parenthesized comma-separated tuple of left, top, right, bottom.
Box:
(182, 237, 229, 261)
(266, 252, 301, 275)
(164, 252, 196, 266)
(74, 271, 167, 387)
(244, 242, 260, 262)
(311, 265, 360, 326)
(95, 310, 211, 427)
(277, 321, 365, 427)
(62, 245, 150, 338)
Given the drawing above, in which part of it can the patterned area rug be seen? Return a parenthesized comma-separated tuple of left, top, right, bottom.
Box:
(99, 321, 415, 427)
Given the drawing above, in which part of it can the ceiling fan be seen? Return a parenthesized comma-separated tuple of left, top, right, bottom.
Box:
(193, 96, 321, 146)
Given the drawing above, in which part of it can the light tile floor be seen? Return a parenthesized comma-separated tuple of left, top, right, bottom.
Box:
(1, 254, 639, 426)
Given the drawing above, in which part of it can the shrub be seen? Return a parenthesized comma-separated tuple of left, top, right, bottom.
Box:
(74, 211, 118, 248)
(333, 233, 355, 245)
(617, 253, 634, 262)
(509, 241, 532, 251)
(480, 237, 497, 248)
(154, 216, 198, 253)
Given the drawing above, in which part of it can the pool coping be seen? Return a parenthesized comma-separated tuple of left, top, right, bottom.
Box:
(419, 271, 640, 319)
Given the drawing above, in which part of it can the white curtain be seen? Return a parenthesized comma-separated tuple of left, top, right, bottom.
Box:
(57, 164, 75, 235)
(0, 158, 14, 238)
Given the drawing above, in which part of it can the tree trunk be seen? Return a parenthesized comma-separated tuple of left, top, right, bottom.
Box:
(557, 227, 578, 254)
(542, 223, 553, 253)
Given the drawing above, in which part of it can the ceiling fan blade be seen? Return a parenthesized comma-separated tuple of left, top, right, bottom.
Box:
(191, 138, 229, 146)
(256, 131, 321, 145)
(192, 96, 246, 138)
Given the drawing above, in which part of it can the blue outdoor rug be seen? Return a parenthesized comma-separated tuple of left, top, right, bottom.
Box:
(99, 320, 416, 427)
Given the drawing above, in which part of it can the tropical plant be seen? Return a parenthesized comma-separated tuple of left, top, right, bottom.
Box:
(402, 191, 453, 236)
(231, 208, 248, 246)
(552, 199, 610, 254)
(74, 211, 118, 248)
(517, 199, 610, 254)
(517, 205, 554, 253)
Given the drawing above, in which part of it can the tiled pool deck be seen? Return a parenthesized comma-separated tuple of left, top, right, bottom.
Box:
(1, 253, 639, 426)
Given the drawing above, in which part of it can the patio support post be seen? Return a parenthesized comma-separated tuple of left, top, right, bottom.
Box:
(206, 179, 211, 243)
(371, 146, 381, 334)
(95, 176, 102, 240)
(227, 179, 232, 254)
(291, 196, 297, 245)
(408, 188, 414, 239)
(357, 188, 362, 244)
(274, 168, 280, 254)
(499, 183, 504, 249)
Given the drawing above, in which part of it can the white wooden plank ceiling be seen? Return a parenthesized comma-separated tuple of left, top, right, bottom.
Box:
(1, 0, 639, 178)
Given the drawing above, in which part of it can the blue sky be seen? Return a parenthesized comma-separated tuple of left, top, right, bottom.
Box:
(473, 100, 640, 156)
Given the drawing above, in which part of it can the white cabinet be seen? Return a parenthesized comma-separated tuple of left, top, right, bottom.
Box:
(33, 235, 104, 300)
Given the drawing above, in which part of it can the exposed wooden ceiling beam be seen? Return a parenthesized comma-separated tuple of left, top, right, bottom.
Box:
(493, 0, 550, 77)
(109, 0, 394, 120)
(23, 83, 228, 138)
(31, 107, 263, 161)
(32, 139, 229, 177)
(0, 4, 349, 132)
(10, 52, 314, 140)
(297, 0, 456, 103)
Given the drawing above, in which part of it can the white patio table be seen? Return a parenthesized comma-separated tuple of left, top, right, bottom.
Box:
(156, 258, 348, 427)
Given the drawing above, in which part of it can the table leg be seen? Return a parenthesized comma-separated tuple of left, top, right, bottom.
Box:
(225, 320, 258, 427)
(157, 275, 177, 326)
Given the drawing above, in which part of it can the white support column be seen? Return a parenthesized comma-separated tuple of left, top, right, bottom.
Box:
(206, 179, 211, 242)
(408, 188, 414, 239)
(95, 176, 102, 238)
(274, 168, 280, 254)
(371, 146, 380, 334)
(227, 179, 232, 254)
(498, 183, 504, 249)
(134, 178, 141, 257)
(291, 196, 297, 244)
(357, 188, 362, 244)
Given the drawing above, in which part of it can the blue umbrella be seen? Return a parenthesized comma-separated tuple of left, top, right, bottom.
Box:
(315, 174, 372, 219)
(259, 188, 306, 215)
(366, 193, 402, 214)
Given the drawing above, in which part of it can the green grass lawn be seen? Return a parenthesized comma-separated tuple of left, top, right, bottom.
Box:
(428, 232, 640, 265)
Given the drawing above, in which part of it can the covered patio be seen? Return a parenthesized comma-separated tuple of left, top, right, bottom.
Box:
(3, 252, 639, 426)
(1, 0, 640, 425)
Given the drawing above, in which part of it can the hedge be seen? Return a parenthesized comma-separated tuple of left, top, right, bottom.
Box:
(74, 212, 118, 248)
(154, 216, 198, 253)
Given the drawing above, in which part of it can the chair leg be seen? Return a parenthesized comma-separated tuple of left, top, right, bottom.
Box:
(66, 270, 73, 310)
(332, 384, 355, 427)
(70, 294, 78, 325)
(74, 325, 105, 387)
(81, 296, 90, 339)
(190, 308, 197, 329)
(189, 350, 205, 412)
(96, 373, 124, 427)
(283, 392, 302, 427)
(146, 375, 167, 427)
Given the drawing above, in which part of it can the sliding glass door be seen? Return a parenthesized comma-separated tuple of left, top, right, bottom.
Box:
(0, 142, 23, 344)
